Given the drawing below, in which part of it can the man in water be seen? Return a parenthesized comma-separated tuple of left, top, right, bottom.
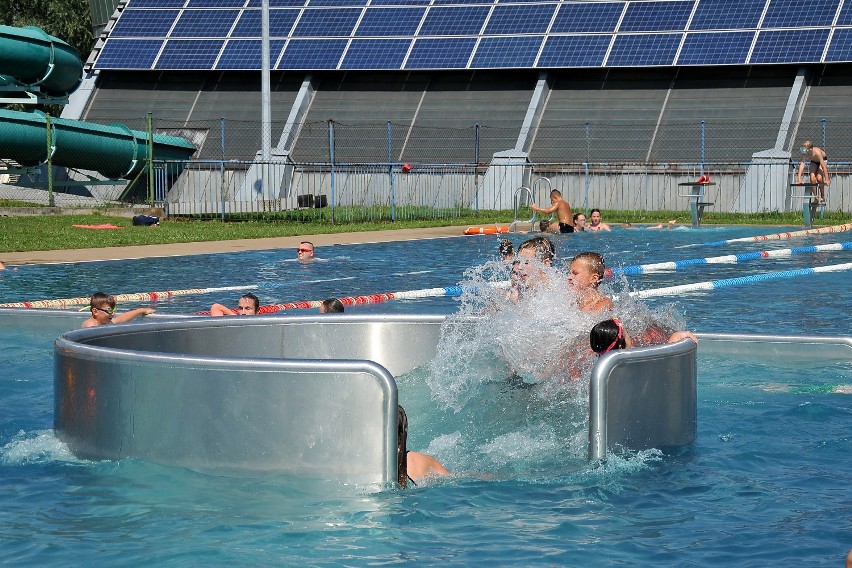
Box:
(297, 241, 315, 261)
(210, 293, 260, 316)
(531, 190, 574, 233)
(796, 140, 830, 204)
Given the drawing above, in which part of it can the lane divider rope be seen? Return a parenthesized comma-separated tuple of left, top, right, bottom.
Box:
(675, 223, 852, 249)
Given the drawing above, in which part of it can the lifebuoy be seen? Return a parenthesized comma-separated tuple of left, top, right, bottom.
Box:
(463, 226, 510, 235)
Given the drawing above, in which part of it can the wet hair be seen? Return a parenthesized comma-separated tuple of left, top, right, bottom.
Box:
(802, 140, 813, 150)
(573, 212, 585, 222)
(397, 405, 409, 488)
(518, 236, 555, 263)
(89, 292, 115, 310)
(498, 238, 514, 258)
(320, 298, 345, 313)
(591, 208, 602, 216)
(241, 293, 260, 311)
(590, 318, 627, 354)
(538, 220, 550, 233)
(571, 251, 606, 285)
(550, 189, 563, 198)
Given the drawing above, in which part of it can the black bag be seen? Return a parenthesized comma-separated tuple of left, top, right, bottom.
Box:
(132, 215, 160, 226)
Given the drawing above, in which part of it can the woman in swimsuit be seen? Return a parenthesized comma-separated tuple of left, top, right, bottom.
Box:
(397, 405, 449, 487)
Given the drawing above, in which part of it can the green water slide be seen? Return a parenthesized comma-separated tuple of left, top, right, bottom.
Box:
(0, 25, 195, 181)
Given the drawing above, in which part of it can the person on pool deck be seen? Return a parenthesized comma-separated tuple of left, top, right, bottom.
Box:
(498, 238, 515, 262)
(210, 293, 260, 316)
(397, 405, 449, 488)
(573, 212, 586, 231)
(531, 190, 574, 233)
(0, 261, 5, 270)
(297, 241, 315, 261)
(319, 298, 345, 313)
(81, 292, 155, 328)
(568, 252, 613, 313)
(587, 209, 611, 232)
(796, 140, 830, 204)
(590, 317, 698, 355)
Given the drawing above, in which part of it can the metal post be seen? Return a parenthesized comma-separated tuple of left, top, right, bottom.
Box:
(147, 112, 155, 206)
(329, 120, 335, 225)
(261, 0, 271, 198)
(584, 122, 590, 213)
(46, 113, 54, 207)
(388, 121, 395, 222)
(475, 123, 480, 213)
(700, 120, 705, 176)
(220, 117, 226, 221)
(821, 118, 826, 149)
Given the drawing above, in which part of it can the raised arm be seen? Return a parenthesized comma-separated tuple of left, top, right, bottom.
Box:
(210, 303, 237, 316)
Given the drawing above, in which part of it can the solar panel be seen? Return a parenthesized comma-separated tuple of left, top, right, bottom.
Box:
(418, 6, 490, 36)
(278, 38, 348, 68)
(125, 0, 185, 7)
(93, 39, 163, 69)
(471, 36, 544, 68)
(355, 7, 426, 37)
(678, 31, 754, 65)
(307, 0, 367, 6)
(618, 1, 693, 32)
(431, 0, 493, 4)
(170, 9, 240, 37)
(245, 0, 307, 6)
(483, 4, 557, 35)
(761, 0, 840, 28)
(341, 38, 411, 68)
(291, 8, 362, 37)
(607, 33, 681, 66)
(537, 35, 610, 67)
(825, 28, 852, 61)
(689, 0, 765, 30)
(405, 37, 476, 68)
(109, 9, 179, 37)
(550, 2, 624, 33)
(231, 9, 299, 37)
(837, 0, 852, 25)
(186, 0, 246, 7)
(370, 0, 431, 5)
(216, 38, 287, 68)
(155, 39, 224, 68)
(750, 29, 830, 63)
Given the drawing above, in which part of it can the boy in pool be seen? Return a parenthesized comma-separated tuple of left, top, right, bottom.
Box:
(590, 317, 697, 354)
(531, 190, 574, 233)
(81, 292, 155, 328)
(319, 298, 345, 313)
(507, 236, 556, 302)
(568, 252, 613, 313)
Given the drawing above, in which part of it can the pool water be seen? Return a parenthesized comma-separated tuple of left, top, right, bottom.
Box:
(1, 225, 850, 565)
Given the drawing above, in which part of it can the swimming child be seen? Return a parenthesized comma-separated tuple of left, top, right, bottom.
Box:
(319, 298, 345, 313)
(81, 292, 155, 328)
(568, 252, 614, 313)
(498, 238, 514, 262)
(397, 405, 449, 487)
(590, 317, 697, 354)
(210, 293, 260, 316)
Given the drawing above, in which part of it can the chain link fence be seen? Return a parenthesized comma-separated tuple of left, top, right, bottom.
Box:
(2, 116, 851, 218)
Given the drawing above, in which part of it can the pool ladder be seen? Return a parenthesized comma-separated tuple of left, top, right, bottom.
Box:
(509, 177, 552, 232)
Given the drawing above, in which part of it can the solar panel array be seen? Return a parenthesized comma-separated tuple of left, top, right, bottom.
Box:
(93, 0, 852, 70)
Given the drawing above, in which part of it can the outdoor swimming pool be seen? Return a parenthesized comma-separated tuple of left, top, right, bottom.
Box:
(1, 225, 850, 565)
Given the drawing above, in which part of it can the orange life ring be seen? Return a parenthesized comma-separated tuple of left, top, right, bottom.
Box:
(463, 225, 510, 235)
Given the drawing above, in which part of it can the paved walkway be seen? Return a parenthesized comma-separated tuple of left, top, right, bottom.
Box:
(1, 226, 470, 265)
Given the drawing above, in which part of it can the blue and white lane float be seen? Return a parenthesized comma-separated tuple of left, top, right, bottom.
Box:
(609, 241, 852, 276)
(630, 262, 852, 299)
(676, 223, 852, 248)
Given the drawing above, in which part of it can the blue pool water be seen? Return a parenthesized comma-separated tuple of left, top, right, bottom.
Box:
(1, 225, 850, 565)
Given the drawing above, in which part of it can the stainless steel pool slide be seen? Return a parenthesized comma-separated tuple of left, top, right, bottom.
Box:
(13, 309, 847, 482)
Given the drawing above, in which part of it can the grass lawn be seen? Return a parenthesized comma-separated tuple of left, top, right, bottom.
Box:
(0, 206, 848, 253)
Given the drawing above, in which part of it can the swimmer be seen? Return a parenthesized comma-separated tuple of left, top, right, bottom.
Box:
(81, 292, 155, 328)
(568, 252, 613, 313)
(498, 238, 514, 262)
(538, 220, 554, 233)
(507, 236, 556, 302)
(398, 405, 449, 487)
(210, 293, 259, 316)
(297, 241, 315, 261)
(587, 209, 611, 232)
(796, 140, 830, 204)
(531, 190, 574, 233)
(590, 317, 697, 354)
(319, 298, 344, 313)
(647, 220, 678, 230)
(0, 261, 5, 270)
(573, 212, 586, 231)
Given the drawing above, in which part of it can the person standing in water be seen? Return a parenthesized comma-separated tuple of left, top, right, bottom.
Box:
(568, 252, 613, 313)
(397, 405, 449, 487)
